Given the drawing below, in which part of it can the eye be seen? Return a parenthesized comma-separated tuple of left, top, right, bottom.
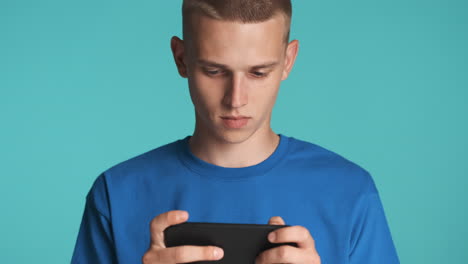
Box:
(207, 70, 219, 75)
(203, 68, 224, 76)
(251, 71, 268, 78)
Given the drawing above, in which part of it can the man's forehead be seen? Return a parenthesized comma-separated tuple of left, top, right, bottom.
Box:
(184, 14, 288, 66)
(191, 18, 286, 44)
(196, 59, 280, 69)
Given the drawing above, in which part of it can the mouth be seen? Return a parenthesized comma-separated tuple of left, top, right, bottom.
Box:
(220, 116, 251, 129)
(221, 115, 251, 120)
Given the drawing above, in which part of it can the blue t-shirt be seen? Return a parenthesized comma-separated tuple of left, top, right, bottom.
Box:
(71, 134, 400, 263)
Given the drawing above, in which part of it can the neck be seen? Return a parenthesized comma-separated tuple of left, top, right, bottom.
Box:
(188, 124, 280, 168)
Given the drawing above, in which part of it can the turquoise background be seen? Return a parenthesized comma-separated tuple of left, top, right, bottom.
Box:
(1, 0, 467, 263)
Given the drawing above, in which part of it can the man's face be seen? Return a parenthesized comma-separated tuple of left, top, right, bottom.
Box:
(172, 14, 298, 143)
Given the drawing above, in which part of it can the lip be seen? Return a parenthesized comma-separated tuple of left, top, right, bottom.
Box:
(220, 116, 250, 129)
(221, 116, 251, 120)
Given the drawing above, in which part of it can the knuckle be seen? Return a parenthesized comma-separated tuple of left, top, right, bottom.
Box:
(166, 211, 175, 222)
(142, 249, 158, 264)
(173, 246, 185, 262)
(299, 225, 308, 232)
(149, 217, 156, 229)
(206, 246, 216, 258)
(298, 225, 312, 240)
(155, 249, 163, 263)
(170, 210, 184, 222)
(149, 215, 161, 232)
(277, 246, 289, 259)
(307, 251, 321, 264)
(295, 225, 306, 233)
(141, 252, 149, 264)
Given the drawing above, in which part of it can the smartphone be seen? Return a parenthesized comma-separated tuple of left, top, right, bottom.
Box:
(164, 221, 298, 264)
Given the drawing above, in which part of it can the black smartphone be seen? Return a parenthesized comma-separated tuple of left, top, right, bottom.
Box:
(164, 221, 298, 264)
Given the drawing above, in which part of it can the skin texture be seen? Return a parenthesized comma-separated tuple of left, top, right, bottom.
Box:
(142, 210, 321, 264)
(172, 13, 298, 168)
(142, 210, 224, 263)
(142, 13, 321, 264)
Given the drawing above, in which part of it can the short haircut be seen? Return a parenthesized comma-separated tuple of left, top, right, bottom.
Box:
(182, 0, 292, 43)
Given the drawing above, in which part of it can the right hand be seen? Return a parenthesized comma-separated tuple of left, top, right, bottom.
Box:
(142, 210, 224, 263)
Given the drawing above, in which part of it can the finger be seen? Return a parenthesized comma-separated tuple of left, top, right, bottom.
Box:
(256, 245, 303, 264)
(149, 210, 189, 248)
(268, 216, 285, 225)
(158, 245, 224, 263)
(268, 225, 316, 249)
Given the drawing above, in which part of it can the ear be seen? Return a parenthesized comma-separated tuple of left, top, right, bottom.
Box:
(281, 39, 299, 81)
(170, 36, 188, 78)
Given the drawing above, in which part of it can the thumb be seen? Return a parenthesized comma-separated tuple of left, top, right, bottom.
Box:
(268, 216, 285, 225)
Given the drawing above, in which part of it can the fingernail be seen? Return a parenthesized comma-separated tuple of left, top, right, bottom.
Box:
(177, 211, 187, 221)
(268, 232, 276, 242)
(214, 248, 223, 258)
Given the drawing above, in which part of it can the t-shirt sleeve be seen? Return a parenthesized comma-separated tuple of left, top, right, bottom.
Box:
(348, 174, 400, 263)
(71, 174, 117, 264)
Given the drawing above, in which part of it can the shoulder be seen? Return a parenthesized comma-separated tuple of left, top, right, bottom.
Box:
(84, 138, 185, 217)
(286, 135, 367, 173)
(285, 135, 376, 195)
(107, 138, 182, 174)
(90, 137, 184, 191)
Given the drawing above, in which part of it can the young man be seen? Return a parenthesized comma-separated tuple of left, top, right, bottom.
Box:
(72, 1, 400, 263)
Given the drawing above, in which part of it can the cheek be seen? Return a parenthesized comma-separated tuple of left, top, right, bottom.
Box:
(251, 79, 280, 109)
(189, 74, 225, 112)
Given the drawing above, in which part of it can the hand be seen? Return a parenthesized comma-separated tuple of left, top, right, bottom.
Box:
(142, 210, 224, 263)
(255, 216, 321, 264)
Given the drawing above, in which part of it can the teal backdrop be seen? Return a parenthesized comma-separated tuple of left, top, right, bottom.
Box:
(1, 0, 467, 263)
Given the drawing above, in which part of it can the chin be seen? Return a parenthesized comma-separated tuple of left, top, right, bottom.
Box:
(213, 127, 257, 145)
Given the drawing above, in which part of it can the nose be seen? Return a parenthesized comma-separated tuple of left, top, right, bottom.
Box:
(222, 73, 248, 108)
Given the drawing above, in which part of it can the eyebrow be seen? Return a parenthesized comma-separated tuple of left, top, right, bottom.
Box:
(196, 59, 279, 70)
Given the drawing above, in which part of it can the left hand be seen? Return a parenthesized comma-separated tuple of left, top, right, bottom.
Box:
(255, 216, 321, 264)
